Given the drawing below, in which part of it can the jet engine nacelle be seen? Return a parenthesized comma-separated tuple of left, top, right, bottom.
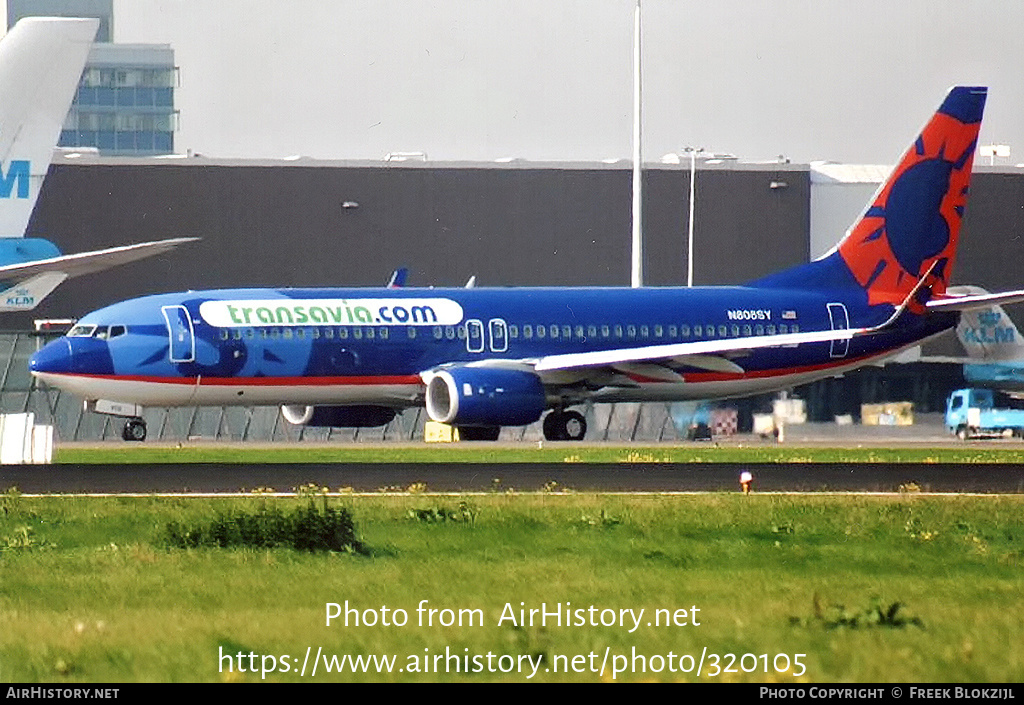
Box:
(425, 367, 546, 427)
(281, 404, 397, 428)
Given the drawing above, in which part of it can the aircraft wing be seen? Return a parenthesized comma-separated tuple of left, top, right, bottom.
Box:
(534, 270, 942, 375)
(531, 325, 870, 376)
(419, 324, 880, 389)
(0, 237, 198, 282)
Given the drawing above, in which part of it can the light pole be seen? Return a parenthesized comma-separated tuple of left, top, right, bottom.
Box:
(683, 146, 703, 287)
(631, 0, 643, 288)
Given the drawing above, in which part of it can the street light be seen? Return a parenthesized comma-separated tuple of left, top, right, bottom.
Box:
(683, 146, 703, 287)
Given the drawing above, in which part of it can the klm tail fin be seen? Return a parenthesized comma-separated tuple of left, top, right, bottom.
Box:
(752, 86, 987, 309)
(954, 287, 1024, 361)
(0, 17, 99, 237)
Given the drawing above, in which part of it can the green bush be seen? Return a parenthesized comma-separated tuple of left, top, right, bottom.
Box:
(164, 500, 364, 553)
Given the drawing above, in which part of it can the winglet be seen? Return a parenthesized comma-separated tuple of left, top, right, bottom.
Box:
(387, 268, 409, 288)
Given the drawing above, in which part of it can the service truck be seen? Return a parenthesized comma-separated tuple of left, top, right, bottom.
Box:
(945, 388, 1024, 439)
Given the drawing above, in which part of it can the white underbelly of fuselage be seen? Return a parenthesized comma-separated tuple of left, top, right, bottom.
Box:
(33, 372, 424, 408)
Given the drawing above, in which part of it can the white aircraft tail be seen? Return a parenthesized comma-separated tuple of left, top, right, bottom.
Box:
(0, 17, 99, 237)
(954, 286, 1024, 361)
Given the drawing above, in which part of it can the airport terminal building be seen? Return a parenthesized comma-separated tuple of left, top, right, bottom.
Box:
(7, 156, 1023, 441)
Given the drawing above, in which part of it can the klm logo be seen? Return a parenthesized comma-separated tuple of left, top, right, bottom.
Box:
(0, 160, 30, 199)
(5, 287, 34, 307)
(963, 309, 1017, 345)
(963, 326, 1016, 344)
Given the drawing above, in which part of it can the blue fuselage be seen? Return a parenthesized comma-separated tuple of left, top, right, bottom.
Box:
(29, 285, 955, 410)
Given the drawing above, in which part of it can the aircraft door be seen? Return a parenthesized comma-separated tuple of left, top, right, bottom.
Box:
(489, 319, 508, 352)
(162, 305, 195, 363)
(827, 302, 850, 358)
(466, 319, 484, 353)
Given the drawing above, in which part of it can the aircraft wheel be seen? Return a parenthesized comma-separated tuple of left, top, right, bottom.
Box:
(543, 411, 566, 440)
(561, 410, 587, 441)
(543, 410, 587, 441)
(123, 417, 147, 442)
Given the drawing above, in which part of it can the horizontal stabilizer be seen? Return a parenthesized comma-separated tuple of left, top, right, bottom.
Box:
(0, 237, 198, 283)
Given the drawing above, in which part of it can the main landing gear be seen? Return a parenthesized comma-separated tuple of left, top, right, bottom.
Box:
(542, 409, 587, 441)
(122, 417, 147, 442)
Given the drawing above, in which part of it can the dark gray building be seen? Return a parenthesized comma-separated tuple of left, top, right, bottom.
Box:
(25, 157, 811, 316)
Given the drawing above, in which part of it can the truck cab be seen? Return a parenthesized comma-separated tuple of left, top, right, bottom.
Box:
(946, 388, 1024, 439)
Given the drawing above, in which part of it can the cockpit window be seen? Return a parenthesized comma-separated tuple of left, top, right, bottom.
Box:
(67, 324, 127, 339)
(67, 324, 97, 338)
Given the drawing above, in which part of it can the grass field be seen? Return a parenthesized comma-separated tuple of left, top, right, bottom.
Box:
(50, 442, 1024, 465)
(1, 489, 1022, 682)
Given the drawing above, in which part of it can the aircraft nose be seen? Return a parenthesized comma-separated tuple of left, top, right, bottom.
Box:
(30, 337, 115, 376)
(30, 338, 73, 375)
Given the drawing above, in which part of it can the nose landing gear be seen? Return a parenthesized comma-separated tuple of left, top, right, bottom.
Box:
(122, 417, 147, 442)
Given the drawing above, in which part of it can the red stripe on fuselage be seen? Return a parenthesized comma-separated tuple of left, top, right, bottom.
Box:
(43, 373, 424, 387)
(53, 354, 876, 389)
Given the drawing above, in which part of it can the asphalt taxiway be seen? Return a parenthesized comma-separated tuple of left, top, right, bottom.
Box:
(3, 461, 1024, 495)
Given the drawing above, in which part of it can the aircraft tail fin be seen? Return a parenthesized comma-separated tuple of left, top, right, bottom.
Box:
(0, 17, 99, 237)
(953, 287, 1024, 361)
(752, 86, 987, 310)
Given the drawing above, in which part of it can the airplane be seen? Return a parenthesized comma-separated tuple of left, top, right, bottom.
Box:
(953, 288, 1024, 395)
(29, 85, 1024, 442)
(0, 16, 196, 313)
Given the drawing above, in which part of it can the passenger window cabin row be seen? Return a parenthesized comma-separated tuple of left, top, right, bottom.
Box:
(211, 321, 801, 343)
